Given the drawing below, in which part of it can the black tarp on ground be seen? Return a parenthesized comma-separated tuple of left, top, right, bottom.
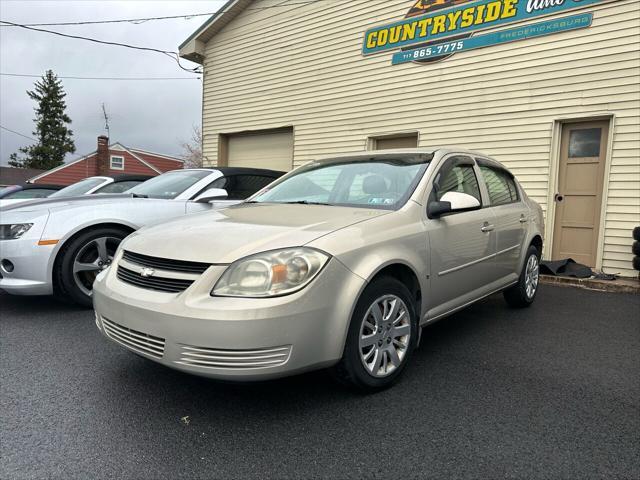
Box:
(540, 258, 593, 278)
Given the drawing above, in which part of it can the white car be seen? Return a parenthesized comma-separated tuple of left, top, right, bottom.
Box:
(0, 175, 152, 208)
(0, 167, 283, 306)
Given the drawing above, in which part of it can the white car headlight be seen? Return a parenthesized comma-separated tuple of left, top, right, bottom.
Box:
(212, 248, 330, 297)
(0, 223, 33, 240)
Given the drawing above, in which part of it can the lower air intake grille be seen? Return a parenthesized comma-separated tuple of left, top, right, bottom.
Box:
(117, 265, 194, 293)
(175, 345, 292, 370)
(101, 317, 165, 358)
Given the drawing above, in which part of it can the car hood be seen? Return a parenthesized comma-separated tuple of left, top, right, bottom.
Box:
(123, 203, 391, 264)
(0, 194, 133, 213)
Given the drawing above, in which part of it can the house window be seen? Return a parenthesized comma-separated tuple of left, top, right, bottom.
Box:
(110, 155, 125, 170)
(367, 132, 419, 150)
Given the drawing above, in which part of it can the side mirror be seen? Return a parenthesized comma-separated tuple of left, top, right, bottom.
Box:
(428, 191, 481, 218)
(194, 188, 228, 203)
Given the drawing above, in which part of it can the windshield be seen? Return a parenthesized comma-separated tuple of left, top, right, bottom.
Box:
(249, 157, 430, 209)
(4, 188, 56, 199)
(127, 170, 211, 199)
(50, 177, 106, 197)
(94, 180, 144, 194)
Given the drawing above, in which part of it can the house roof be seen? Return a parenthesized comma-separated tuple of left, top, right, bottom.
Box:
(179, 0, 253, 63)
(27, 142, 184, 183)
(0, 166, 46, 186)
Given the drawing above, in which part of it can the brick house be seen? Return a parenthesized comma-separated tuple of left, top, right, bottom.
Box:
(29, 136, 184, 185)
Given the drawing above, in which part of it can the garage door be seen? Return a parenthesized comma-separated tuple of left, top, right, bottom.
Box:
(227, 129, 293, 171)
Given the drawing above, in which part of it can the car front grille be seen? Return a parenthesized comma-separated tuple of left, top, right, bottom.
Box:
(101, 317, 165, 358)
(122, 250, 211, 274)
(116, 265, 195, 293)
(175, 345, 292, 370)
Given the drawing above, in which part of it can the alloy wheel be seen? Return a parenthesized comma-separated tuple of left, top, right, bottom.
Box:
(524, 254, 539, 299)
(72, 236, 120, 297)
(359, 295, 411, 378)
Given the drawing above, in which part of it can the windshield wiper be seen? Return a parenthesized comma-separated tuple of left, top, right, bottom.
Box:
(282, 200, 331, 206)
(131, 193, 148, 198)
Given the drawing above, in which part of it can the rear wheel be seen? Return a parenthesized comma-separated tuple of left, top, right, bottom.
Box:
(503, 245, 540, 308)
(54, 227, 129, 307)
(332, 276, 418, 391)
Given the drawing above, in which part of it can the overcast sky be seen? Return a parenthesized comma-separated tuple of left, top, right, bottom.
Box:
(0, 0, 225, 166)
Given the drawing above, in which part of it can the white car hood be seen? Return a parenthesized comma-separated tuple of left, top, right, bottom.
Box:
(123, 203, 391, 264)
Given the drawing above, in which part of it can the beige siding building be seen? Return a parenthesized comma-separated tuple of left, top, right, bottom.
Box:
(180, 0, 640, 277)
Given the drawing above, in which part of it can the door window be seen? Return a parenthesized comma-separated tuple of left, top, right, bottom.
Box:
(569, 128, 601, 157)
(479, 166, 519, 206)
(431, 157, 482, 204)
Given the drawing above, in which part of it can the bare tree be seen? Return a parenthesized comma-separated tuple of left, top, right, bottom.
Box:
(180, 125, 205, 168)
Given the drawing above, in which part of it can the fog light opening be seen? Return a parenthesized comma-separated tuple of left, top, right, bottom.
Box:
(1, 259, 14, 273)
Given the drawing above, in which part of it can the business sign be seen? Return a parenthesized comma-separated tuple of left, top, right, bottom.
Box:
(391, 12, 592, 64)
(362, 0, 609, 63)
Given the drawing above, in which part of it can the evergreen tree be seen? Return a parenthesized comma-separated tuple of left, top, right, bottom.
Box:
(9, 70, 76, 169)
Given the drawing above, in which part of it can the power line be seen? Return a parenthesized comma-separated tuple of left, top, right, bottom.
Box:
(1, 72, 200, 81)
(0, 20, 202, 74)
(0, 2, 320, 27)
(0, 12, 219, 27)
(0, 125, 36, 141)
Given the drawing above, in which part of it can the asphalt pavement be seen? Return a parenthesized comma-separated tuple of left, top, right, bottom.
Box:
(1, 285, 639, 479)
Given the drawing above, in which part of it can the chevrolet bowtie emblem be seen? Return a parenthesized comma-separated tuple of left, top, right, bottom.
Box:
(140, 267, 156, 278)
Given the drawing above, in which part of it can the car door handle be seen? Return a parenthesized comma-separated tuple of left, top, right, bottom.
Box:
(481, 224, 495, 233)
(519, 215, 528, 224)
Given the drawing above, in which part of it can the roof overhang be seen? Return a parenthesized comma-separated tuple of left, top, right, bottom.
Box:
(179, 0, 253, 64)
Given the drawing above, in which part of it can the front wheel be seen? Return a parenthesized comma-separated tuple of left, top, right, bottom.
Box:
(54, 227, 129, 308)
(332, 276, 418, 391)
(503, 245, 540, 308)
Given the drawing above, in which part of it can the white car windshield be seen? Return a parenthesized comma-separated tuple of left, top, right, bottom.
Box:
(127, 170, 211, 199)
(249, 157, 430, 210)
(50, 177, 106, 197)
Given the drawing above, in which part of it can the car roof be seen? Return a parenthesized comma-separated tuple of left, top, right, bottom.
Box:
(214, 167, 286, 177)
(313, 147, 513, 169)
(109, 174, 155, 182)
(20, 183, 64, 190)
(176, 167, 285, 177)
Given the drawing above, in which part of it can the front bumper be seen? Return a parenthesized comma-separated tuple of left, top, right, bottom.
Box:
(93, 258, 366, 381)
(0, 237, 55, 295)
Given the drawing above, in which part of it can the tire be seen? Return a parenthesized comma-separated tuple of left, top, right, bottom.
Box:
(54, 226, 129, 308)
(332, 276, 419, 392)
(634, 226, 640, 241)
(632, 241, 640, 256)
(503, 245, 540, 308)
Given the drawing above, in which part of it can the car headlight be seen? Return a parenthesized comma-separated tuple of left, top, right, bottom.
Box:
(212, 247, 330, 297)
(0, 223, 33, 240)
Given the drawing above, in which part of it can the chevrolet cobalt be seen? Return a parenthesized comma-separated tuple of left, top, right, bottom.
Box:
(94, 149, 544, 390)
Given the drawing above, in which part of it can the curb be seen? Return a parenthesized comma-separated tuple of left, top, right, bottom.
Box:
(540, 275, 640, 294)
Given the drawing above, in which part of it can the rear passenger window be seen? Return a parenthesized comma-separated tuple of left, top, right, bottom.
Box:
(432, 157, 482, 204)
(480, 166, 519, 205)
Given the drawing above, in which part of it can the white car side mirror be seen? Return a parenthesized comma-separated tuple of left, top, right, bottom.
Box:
(194, 188, 229, 203)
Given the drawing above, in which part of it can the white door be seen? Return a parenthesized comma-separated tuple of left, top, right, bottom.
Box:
(227, 129, 293, 171)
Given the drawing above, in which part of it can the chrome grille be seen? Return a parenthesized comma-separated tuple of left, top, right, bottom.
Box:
(122, 250, 211, 274)
(117, 265, 194, 293)
(101, 317, 165, 358)
(175, 345, 292, 370)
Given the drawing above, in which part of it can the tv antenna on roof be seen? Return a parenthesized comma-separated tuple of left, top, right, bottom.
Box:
(101, 103, 110, 139)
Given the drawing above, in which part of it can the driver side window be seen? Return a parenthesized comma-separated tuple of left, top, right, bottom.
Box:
(431, 156, 482, 204)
